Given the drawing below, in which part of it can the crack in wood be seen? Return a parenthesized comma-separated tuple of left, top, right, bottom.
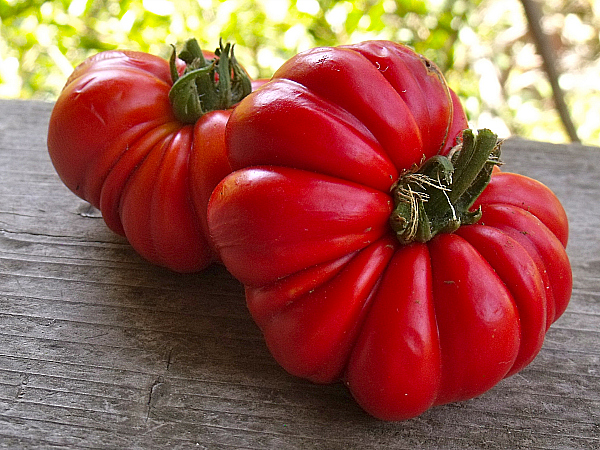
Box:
(166, 347, 174, 371)
(146, 375, 169, 422)
(0, 227, 109, 243)
(15, 373, 29, 400)
(146, 348, 175, 421)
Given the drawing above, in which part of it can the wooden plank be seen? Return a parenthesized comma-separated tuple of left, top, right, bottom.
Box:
(0, 99, 599, 449)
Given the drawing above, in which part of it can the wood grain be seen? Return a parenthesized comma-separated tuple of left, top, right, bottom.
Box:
(0, 99, 598, 449)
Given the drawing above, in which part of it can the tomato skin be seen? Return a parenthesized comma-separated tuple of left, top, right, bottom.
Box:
(348, 233, 523, 419)
(207, 41, 572, 420)
(48, 51, 175, 205)
(427, 233, 521, 404)
(253, 237, 398, 383)
(473, 171, 569, 246)
(478, 203, 572, 323)
(345, 243, 441, 421)
(454, 225, 547, 376)
(225, 79, 398, 192)
(227, 41, 467, 182)
(47, 50, 236, 272)
(208, 166, 393, 286)
(344, 40, 453, 158)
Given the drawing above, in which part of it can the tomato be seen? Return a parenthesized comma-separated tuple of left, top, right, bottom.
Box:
(47, 40, 252, 272)
(206, 41, 572, 420)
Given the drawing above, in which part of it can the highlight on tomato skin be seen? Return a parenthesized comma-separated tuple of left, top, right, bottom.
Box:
(47, 39, 256, 273)
(207, 40, 573, 421)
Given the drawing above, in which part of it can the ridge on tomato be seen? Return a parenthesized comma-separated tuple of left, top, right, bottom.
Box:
(47, 39, 253, 272)
(206, 40, 572, 420)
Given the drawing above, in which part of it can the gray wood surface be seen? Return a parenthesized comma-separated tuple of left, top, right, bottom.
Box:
(0, 98, 598, 449)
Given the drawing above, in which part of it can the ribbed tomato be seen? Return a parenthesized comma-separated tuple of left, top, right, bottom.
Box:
(47, 40, 252, 272)
(206, 41, 572, 420)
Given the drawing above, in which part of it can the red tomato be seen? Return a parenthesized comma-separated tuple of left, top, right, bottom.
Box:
(207, 41, 572, 420)
(47, 40, 252, 272)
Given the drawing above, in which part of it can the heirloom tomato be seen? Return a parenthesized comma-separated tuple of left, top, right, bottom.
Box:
(207, 41, 572, 420)
(47, 39, 253, 272)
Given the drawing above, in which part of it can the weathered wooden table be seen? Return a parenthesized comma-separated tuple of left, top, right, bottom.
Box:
(1, 98, 598, 449)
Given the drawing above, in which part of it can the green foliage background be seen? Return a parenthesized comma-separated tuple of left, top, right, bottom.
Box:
(1, 0, 598, 144)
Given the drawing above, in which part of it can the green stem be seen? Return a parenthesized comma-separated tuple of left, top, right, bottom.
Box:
(389, 129, 502, 244)
(449, 129, 499, 203)
(168, 38, 252, 124)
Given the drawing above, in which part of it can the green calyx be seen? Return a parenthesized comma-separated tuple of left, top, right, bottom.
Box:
(390, 128, 502, 244)
(169, 38, 252, 123)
